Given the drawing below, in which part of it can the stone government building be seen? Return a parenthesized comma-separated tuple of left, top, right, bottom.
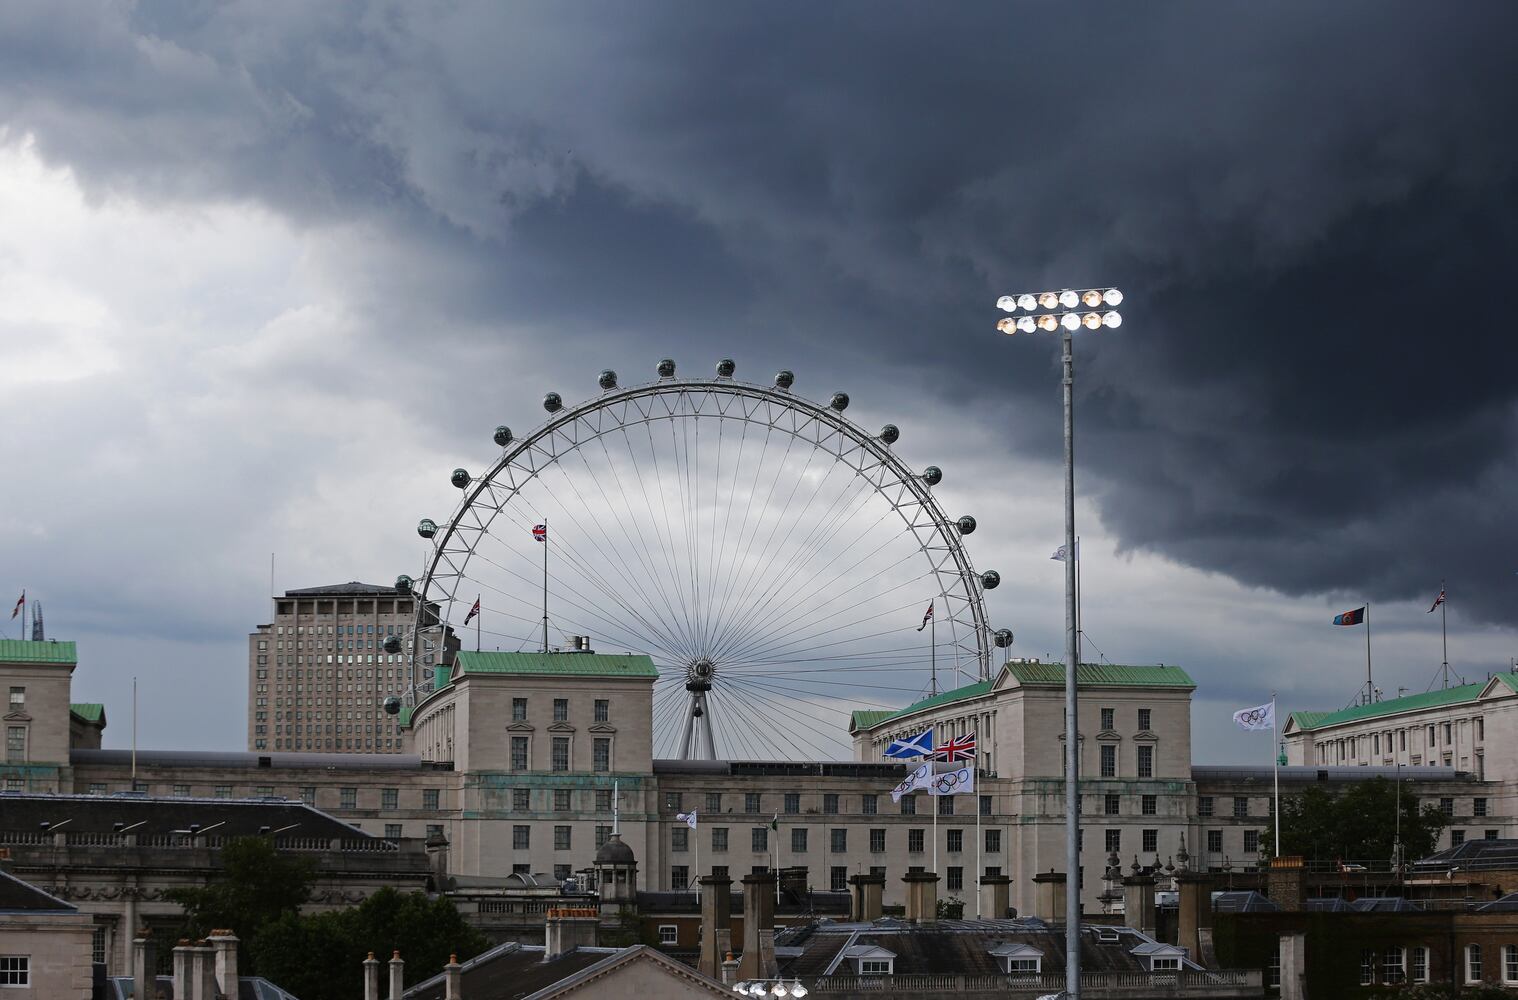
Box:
(5, 619, 1514, 978)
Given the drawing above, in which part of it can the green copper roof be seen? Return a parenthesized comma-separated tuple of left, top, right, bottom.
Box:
(0, 639, 76, 664)
(1289, 682, 1488, 731)
(1005, 662, 1196, 688)
(849, 709, 894, 731)
(453, 650, 659, 679)
(852, 663, 1195, 733)
(69, 703, 105, 723)
(397, 706, 415, 728)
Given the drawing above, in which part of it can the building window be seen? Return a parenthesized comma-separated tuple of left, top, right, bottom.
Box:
(1439, 797, 1455, 817)
(554, 789, 572, 811)
(831, 866, 848, 891)
(784, 792, 800, 814)
(512, 698, 527, 721)
(384, 823, 402, 839)
(1198, 796, 1214, 817)
(752, 828, 768, 852)
(553, 698, 568, 722)
(1467, 944, 1483, 984)
(1104, 794, 1120, 816)
(172, 784, 190, 797)
(1452, 830, 1466, 846)
(213, 785, 231, 799)
(422, 788, 440, 810)
(0, 956, 30, 987)
(4, 726, 23, 763)
(7, 687, 22, 707)
(340, 787, 357, 809)
(745, 793, 761, 814)
(671, 866, 688, 890)
(1143, 828, 1158, 853)
(595, 825, 611, 848)
(1101, 708, 1115, 730)
(1487, 830, 1499, 841)
(665, 792, 683, 812)
(791, 828, 807, 853)
(947, 829, 964, 853)
(1099, 744, 1116, 777)
(947, 866, 964, 891)
(596, 789, 613, 813)
(555, 825, 571, 850)
(1504, 944, 1518, 984)
(659, 925, 678, 945)
(870, 828, 886, 853)
(938, 796, 954, 816)
(908, 829, 924, 853)
(551, 737, 569, 771)
(1475, 797, 1488, 817)
(594, 699, 609, 723)
(92, 924, 107, 964)
(1138, 708, 1152, 731)
(513, 788, 531, 811)
(427, 824, 444, 840)
(1444, 722, 1453, 745)
(863, 794, 878, 815)
(511, 736, 529, 771)
(1244, 830, 1260, 853)
(983, 829, 1001, 853)
(824, 793, 839, 814)
(713, 827, 729, 852)
(593, 738, 610, 772)
(1411, 946, 1428, 983)
(1233, 797, 1249, 818)
(831, 828, 848, 853)
(1207, 829, 1223, 853)
(1358, 949, 1376, 986)
(382, 788, 399, 810)
(513, 825, 530, 850)
(1141, 794, 1157, 816)
(672, 828, 688, 853)
(1153, 956, 1180, 971)
(1105, 829, 1121, 852)
(900, 795, 917, 816)
(1138, 745, 1153, 778)
(980, 795, 992, 817)
(706, 792, 723, 813)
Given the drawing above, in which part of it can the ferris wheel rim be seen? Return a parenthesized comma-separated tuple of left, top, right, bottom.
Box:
(404, 369, 994, 723)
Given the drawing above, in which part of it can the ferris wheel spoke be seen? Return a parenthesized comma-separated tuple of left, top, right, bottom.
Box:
(708, 685, 809, 761)
(645, 417, 705, 659)
(700, 421, 787, 649)
(622, 421, 704, 657)
(716, 680, 847, 760)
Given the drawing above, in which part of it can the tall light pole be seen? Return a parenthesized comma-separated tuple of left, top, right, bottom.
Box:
(994, 287, 1123, 1000)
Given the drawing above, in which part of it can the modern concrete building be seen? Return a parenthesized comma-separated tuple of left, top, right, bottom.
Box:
(248, 582, 436, 754)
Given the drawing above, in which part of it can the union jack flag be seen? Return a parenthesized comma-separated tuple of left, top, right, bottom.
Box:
(465, 597, 481, 624)
(935, 732, 976, 761)
(532, 524, 547, 542)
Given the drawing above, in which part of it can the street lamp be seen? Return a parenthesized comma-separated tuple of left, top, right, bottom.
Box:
(994, 286, 1123, 1000)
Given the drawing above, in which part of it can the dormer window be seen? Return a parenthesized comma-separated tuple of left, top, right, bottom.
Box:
(1153, 956, 1180, 971)
(1131, 941, 1187, 972)
(987, 942, 1043, 974)
(843, 945, 895, 976)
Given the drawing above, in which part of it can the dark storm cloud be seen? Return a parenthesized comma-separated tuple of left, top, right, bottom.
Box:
(5, 0, 1517, 630)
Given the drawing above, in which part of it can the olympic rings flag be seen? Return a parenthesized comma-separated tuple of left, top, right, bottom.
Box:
(1232, 701, 1275, 732)
(889, 759, 976, 801)
(932, 765, 975, 796)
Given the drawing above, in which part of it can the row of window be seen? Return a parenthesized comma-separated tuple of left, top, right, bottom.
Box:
(76, 783, 442, 810)
(664, 791, 995, 817)
(1359, 944, 1518, 986)
(1318, 718, 1481, 766)
(1197, 796, 1262, 818)
(672, 826, 1007, 855)
(665, 863, 1007, 893)
(509, 735, 613, 772)
(511, 697, 612, 723)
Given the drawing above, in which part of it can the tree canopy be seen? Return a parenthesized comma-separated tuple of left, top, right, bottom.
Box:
(167, 836, 316, 956)
(1262, 777, 1447, 863)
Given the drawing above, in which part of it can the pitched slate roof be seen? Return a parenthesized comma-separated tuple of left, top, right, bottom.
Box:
(0, 638, 77, 663)
(1287, 682, 1487, 731)
(0, 867, 76, 912)
(453, 651, 659, 679)
(70, 703, 105, 723)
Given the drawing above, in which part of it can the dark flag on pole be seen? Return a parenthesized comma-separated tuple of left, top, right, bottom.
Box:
(1333, 607, 1366, 626)
(9, 591, 21, 620)
(465, 597, 481, 624)
(1428, 589, 1446, 613)
(916, 603, 934, 632)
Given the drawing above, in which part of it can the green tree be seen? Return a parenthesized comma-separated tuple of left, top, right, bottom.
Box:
(249, 888, 489, 1000)
(166, 836, 316, 966)
(1262, 777, 1446, 863)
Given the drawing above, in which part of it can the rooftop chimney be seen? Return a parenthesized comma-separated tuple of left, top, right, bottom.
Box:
(189, 941, 216, 1000)
(1032, 870, 1066, 923)
(979, 873, 1013, 920)
(545, 907, 600, 960)
(1266, 855, 1307, 912)
(1175, 870, 1215, 965)
(388, 950, 404, 1000)
(207, 929, 239, 999)
(1122, 872, 1156, 937)
(172, 941, 192, 1000)
(697, 873, 734, 978)
(363, 952, 380, 1000)
(848, 873, 884, 922)
(443, 953, 462, 1000)
(902, 870, 940, 923)
(738, 872, 777, 981)
(132, 931, 157, 1000)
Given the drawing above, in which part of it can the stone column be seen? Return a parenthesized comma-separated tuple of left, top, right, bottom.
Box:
(1279, 931, 1307, 1000)
(697, 874, 733, 978)
(207, 930, 238, 998)
(363, 952, 380, 1000)
(1031, 871, 1067, 923)
(171, 941, 193, 1000)
(1122, 875, 1156, 936)
(388, 951, 405, 1000)
(979, 874, 1012, 919)
(902, 871, 940, 923)
(737, 872, 777, 981)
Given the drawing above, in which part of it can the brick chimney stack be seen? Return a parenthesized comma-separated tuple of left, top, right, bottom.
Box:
(737, 872, 777, 981)
(697, 873, 733, 978)
(544, 907, 600, 960)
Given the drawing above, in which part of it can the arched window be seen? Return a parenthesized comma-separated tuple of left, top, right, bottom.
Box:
(1410, 946, 1429, 983)
(1467, 943, 1483, 984)
(1504, 944, 1518, 984)
(1382, 946, 1404, 984)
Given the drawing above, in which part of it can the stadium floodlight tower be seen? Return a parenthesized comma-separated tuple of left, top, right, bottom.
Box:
(994, 287, 1122, 1000)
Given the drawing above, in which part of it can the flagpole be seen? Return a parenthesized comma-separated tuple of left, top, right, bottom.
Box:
(694, 816, 700, 896)
(1272, 691, 1280, 859)
(933, 781, 939, 878)
(1441, 580, 1449, 690)
(542, 518, 549, 653)
(976, 786, 983, 918)
(1075, 535, 1082, 667)
(476, 594, 481, 653)
(930, 604, 937, 697)
(132, 676, 138, 783)
(1365, 602, 1373, 704)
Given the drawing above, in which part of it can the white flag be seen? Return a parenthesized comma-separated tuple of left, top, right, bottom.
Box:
(889, 760, 934, 803)
(928, 760, 976, 797)
(676, 809, 698, 829)
(1232, 702, 1275, 732)
(1051, 541, 1080, 562)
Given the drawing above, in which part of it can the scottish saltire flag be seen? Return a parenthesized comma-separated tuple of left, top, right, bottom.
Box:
(9, 591, 21, 620)
(1333, 607, 1365, 626)
(1233, 702, 1275, 732)
(935, 732, 976, 761)
(532, 524, 547, 542)
(1428, 589, 1446, 613)
(676, 809, 698, 829)
(1051, 541, 1080, 562)
(916, 603, 934, 632)
(890, 760, 934, 802)
(464, 597, 481, 624)
(884, 729, 934, 759)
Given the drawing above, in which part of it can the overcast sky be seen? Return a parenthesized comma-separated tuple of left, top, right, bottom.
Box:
(2, 2, 1515, 761)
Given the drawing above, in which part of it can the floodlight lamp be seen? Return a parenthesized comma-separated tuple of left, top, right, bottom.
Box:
(1103, 288, 1124, 306)
(790, 985, 809, 999)
(1102, 311, 1122, 328)
(731, 986, 746, 995)
(1059, 290, 1079, 309)
(996, 317, 1017, 334)
(772, 984, 790, 997)
(1036, 315, 1059, 332)
(1038, 291, 1060, 310)
(1082, 312, 1102, 329)
(1081, 289, 1103, 307)
(996, 295, 1017, 312)
(1060, 313, 1081, 330)
(1017, 293, 1038, 312)
(1016, 316, 1036, 333)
